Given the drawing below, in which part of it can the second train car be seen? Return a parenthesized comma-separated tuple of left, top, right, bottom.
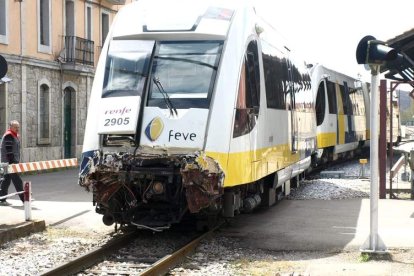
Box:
(79, 0, 317, 230)
(311, 64, 401, 165)
(311, 64, 370, 164)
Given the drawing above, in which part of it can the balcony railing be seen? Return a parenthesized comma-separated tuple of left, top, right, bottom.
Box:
(64, 36, 94, 66)
(105, 0, 126, 4)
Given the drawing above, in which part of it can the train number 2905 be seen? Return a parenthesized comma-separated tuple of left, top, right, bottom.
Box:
(104, 117, 130, 126)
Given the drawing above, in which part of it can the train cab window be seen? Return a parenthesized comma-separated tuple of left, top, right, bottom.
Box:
(233, 40, 260, 138)
(315, 81, 326, 126)
(326, 81, 337, 114)
(102, 40, 154, 98)
(148, 41, 222, 109)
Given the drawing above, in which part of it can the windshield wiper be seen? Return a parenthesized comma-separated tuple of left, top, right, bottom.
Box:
(152, 77, 178, 117)
(157, 56, 218, 70)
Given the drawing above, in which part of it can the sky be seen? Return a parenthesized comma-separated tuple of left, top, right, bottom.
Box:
(254, 0, 413, 83)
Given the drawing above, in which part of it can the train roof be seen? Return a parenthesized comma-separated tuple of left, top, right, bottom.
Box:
(309, 64, 360, 83)
(111, 0, 254, 40)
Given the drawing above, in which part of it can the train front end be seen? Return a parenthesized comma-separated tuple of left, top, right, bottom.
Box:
(78, 0, 238, 231)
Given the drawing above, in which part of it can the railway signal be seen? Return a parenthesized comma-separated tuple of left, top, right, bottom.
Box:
(356, 35, 399, 66)
(356, 35, 402, 254)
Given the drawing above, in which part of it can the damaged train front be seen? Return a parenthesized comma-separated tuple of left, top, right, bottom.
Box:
(79, 39, 225, 231)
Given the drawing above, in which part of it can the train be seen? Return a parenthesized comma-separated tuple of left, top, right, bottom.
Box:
(312, 64, 401, 163)
(311, 64, 371, 164)
(78, 0, 399, 231)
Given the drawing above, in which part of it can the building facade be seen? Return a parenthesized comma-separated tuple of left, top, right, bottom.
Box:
(0, 0, 135, 162)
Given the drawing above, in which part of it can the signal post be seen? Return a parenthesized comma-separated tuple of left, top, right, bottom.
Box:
(356, 35, 401, 253)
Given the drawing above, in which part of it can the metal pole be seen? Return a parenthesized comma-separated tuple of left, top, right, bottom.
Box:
(411, 150, 414, 200)
(379, 79, 386, 199)
(24, 181, 32, 221)
(389, 86, 394, 196)
(361, 65, 387, 253)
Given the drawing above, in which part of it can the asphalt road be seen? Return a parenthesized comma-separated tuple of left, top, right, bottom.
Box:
(2, 168, 111, 232)
(21, 168, 92, 202)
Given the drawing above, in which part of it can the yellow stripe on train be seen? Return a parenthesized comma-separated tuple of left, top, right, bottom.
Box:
(207, 143, 300, 187)
(316, 132, 336, 148)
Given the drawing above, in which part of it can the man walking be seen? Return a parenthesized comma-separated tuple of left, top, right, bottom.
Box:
(0, 120, 24, 205)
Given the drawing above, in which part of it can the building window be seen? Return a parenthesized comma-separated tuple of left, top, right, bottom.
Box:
(38, 0, 51, 53)
(101, 11, 110, 46)
(0, 0, 8, 44)
(85, 5, 93, 40)
(38, 82, 50, 144)
(65, 0, 75, 36)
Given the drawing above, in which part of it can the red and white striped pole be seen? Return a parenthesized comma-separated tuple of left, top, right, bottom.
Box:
(24, 181, 32, 221)
(7, 158, 78, 174)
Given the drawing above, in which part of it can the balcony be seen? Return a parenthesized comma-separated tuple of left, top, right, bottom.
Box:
(61, 36, 95, 73)
(105, 0, 126, 4)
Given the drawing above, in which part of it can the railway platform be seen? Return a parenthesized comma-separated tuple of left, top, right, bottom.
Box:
(220, 198, 414, 251)
(0, 169, 112, 245)
(0, 199, 112, 245)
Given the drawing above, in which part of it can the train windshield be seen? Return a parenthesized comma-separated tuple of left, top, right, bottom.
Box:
(148, 41, 222, 109)
(102, 40, 154, 98)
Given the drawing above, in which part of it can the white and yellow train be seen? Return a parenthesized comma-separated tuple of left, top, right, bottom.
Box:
(78, 0, 398, 230)
(311, 64, 401, 164)
(311, 64, 371, 163)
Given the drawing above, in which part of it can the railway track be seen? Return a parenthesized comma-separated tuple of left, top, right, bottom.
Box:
(40, 224, 221, 276)
(306, 149, 370, 180)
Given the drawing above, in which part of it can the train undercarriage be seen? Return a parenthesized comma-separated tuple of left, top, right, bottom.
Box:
(79, 152, 226, 231)
(79, 150, 291, 231)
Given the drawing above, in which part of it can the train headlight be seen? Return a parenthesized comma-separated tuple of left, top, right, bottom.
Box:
(152, 181, 164, 194)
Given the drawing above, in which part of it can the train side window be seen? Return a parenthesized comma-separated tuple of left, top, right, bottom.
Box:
(261, 40, 286, 109)
(245, 41, 260, 111)
(349, 87, 361, 116)
(315, 81, 326, 126)
(326, 81, 337, 114)
(340, 82, 353, 115)
(339, 85, 348, 114)
(233, 41, 260, 138)
(233, 63, 249, 138)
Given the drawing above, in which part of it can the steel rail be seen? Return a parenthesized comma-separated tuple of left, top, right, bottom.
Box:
(139, 223, 221, 276)
(40, 231, 137, 276)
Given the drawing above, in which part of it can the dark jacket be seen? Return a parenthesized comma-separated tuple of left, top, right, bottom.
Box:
(0, 130, 20, 164)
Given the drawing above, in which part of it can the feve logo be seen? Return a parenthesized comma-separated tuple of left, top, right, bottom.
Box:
(145, 117, 164, 141)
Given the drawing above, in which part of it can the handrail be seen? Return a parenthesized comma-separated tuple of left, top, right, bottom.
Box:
(64, 36, 94, 66)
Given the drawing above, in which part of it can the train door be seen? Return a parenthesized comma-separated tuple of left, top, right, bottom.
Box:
(245, 41, 261, 162)
(341, 81, 356, 143)
(326, 80, 338, 146)
(335, 83, 345, 145)
(232, 40, 260, 179)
